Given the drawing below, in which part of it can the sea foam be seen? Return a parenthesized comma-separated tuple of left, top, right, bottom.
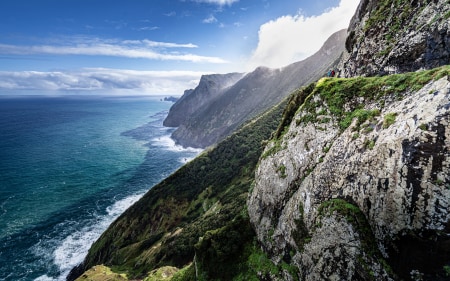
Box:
(34, 192, 145, 281)
(151, 135, 203, 154)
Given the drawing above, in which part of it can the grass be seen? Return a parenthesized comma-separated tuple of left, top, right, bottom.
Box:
(75, 265, 128, 281)
(296, 66, 450, 132)
(383, 113, 397, 128)
(277, 164, 287, 179)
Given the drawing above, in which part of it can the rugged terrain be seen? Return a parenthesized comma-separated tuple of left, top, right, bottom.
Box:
(163, 73, 244, 128)
(341, 0, 450, 77)
(248, 66, 450, 281)
(71, 0, 450, 280)
(167, 29, 346, 148)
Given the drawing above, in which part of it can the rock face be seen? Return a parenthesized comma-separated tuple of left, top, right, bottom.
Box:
(168, 29, 347, 148)
(247, 69, 450, 280)
(341, 0, 450, 77)
(163, 73, 244, 127)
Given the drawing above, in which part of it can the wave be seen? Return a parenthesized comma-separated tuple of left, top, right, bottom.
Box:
(34, 192, 145, 281)
(151, 135, 203, 154)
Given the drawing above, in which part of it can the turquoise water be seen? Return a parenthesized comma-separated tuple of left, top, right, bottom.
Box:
(0, 96, 200, 280)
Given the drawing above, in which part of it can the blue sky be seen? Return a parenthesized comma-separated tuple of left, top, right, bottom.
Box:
(0, 0, 359, 95)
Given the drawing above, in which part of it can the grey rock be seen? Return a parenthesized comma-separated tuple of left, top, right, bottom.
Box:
(340, 0, 450, 77)
(169, 29, 347, 148)
(248, 77, 450, 280)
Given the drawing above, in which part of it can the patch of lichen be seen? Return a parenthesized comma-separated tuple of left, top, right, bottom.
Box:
(317, 199, 395, 279)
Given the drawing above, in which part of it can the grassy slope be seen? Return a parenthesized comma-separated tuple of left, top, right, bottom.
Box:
(79, 90, 288, 279)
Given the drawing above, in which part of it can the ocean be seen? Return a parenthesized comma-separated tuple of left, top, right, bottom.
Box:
(0, 95, 201, 281)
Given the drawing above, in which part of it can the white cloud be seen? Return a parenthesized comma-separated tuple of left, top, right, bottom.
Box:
(0, 38, 227, 64)
(246, 0, 359, 70)
(0, 69, 208, 95)
(137, 26, 160, 31)
(193, 0, 238, 6)
(203, 15, 218, 24)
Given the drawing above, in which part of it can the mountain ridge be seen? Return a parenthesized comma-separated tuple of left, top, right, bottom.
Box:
(167, 29, 347, 148)
(70, 0, 450, 280)
(163, 73, 244, 128)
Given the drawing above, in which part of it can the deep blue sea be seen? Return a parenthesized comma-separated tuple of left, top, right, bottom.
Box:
(0, 95, 201, 281)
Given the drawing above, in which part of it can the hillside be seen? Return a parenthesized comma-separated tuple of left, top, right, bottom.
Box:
(163, 73, 244, 128)
(71, 0, 450, 280)
(168, 29, 347, 148)
(72, 65, 450, 281)
(68, 95, 288, 280)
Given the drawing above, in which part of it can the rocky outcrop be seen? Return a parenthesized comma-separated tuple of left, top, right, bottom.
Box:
(163, 73, 244, 128)
(341, 0, 450, 77)
(169, 29, 347, 148)
(248, 68, 450, 280)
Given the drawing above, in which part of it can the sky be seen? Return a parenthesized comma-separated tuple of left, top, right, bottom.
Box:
(0, 0, 359, 95)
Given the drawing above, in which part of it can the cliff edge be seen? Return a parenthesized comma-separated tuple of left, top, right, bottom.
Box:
(341, 0, 450, 77)
(248, 66, 450, 280)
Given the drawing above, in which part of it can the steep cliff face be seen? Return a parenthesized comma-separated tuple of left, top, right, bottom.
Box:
(169, 29, 347, 148)
(341, 0, 450, 77)
(248, 66, 450, 280)
(163, 73, 244, 127)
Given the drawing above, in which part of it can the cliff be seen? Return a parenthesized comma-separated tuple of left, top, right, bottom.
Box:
(341, 0, 450, 77)
(168, 29, 347, 148)
(73, 66, 450, 281)
(72, 0, 450, 280)
(163, 73, 244, 128)
(248, 66, 450, 280)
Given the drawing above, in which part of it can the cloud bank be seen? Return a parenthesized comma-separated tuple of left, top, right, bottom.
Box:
(193, 0, 239, 6)
(247, 0, 359, 69)
(0, 37, 227, 64)
(0, 69, 206, 95)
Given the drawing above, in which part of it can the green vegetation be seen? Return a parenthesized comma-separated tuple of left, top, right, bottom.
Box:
(383, 113, 397, 128)
(170, 264, 196, 281)
(144, 267, 179, 281)
(339, 109, 380, 131)
(277, 164, 287, 178)
(363, 0, 429, 56)
(444, 265, 450, 277)
(81, 93, 287, 279)
(364, 139, 376, 150)
(445, 10, 450, 20)
(76, 265, 128, 281)
(296, 66, 449, 132)
(317, 199, 394, 278)
(79, 65, 450, 280)
(262, 83, 316, 158)
(263, 65, 449, 159)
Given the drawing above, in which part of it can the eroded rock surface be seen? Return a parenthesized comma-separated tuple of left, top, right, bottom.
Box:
(341, 0, 450, 77)
(248, 76, 450, 280)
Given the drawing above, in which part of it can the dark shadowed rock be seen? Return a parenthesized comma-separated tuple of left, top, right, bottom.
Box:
(163, 73, 244, 128)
